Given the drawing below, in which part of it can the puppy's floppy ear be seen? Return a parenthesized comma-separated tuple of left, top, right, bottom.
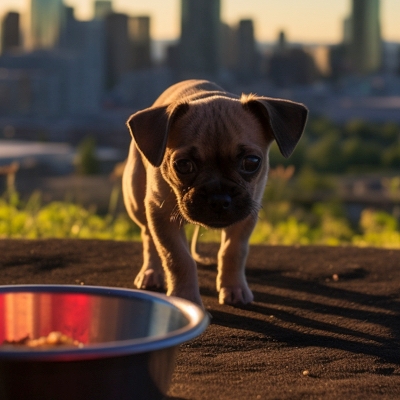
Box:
(243, 96, 308, 158)
(126, 102, 189, 167)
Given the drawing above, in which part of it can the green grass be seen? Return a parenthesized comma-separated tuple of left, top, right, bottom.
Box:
(1, 189, 399, 249)
(0, 190, 141, 241)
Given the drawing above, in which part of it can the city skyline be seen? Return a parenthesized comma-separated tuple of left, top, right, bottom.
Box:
(1, 0, 400, 44)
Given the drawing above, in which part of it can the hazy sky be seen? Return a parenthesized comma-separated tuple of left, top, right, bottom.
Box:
(1, 0, 399, 44)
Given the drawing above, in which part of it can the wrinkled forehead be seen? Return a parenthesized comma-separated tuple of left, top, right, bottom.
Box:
(169, 97, 267, 149)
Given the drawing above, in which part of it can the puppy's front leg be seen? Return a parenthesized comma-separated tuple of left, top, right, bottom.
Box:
(122, 144, 164, 290)
(217, 215, 257, 305)
(147, 200, 202, 306)
(134, 227, 164, 290)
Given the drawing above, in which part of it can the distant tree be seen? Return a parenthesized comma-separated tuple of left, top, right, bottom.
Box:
(382, 145, 400, 168)
(381, 122, 400, 145)
(307, 117, 340, 141)
(268, 139, 306, 170)
(75, 137, 100, 175)
(269, 116, 400, 174)
(307, 132, 345, 173)
(342, 138, 381, 170)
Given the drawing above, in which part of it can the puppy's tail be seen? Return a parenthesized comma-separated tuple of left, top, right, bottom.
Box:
(190, 225, 217, 265)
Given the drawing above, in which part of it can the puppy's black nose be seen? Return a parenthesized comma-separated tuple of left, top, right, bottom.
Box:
(208, 194, 232, 211)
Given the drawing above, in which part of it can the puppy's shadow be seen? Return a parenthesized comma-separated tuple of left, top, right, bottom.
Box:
(209, 270, 400, 366)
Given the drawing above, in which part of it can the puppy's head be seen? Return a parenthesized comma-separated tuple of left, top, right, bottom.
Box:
(127, 94, 308, 229)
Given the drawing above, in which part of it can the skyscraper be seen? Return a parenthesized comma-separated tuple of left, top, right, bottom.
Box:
(349, 0, 382, 74)
(236, 19, 258, 80)
(179, 0, 221, 77)
(28, 0, 65, 50)
(129, 16, 152, 70)
(1, 12, 21, 54)
(219, 22, 237, 70)
(94, 1, 113, 20)
(105, 13, 131, 88)
(58, 6, 80, 51)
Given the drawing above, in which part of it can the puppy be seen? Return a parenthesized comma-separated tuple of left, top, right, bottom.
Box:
(122, 80, 308, 306)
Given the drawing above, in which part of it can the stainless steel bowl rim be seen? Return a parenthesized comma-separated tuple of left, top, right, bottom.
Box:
(0, 284, 209, 361)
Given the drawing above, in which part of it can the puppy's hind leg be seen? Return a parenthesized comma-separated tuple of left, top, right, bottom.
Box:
(190, 225, 217, 265)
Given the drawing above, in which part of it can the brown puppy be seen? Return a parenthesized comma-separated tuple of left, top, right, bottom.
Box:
(122, 80, 308, 306)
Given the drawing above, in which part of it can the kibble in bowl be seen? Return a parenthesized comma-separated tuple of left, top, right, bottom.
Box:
(2, 331, 84, 348)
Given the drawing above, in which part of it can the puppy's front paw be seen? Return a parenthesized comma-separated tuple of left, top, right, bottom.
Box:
(219, 285, 254, 305)
(134, 268, 165, 291)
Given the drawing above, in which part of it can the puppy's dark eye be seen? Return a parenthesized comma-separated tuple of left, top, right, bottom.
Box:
(240, 155, 261, 173)
(174, 159, 195, 175)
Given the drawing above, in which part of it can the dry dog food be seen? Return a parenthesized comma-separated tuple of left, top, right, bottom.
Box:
(2, 331, 84, 348)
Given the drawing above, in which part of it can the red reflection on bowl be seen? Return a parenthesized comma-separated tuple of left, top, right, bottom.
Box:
(0, 293, 92, 344)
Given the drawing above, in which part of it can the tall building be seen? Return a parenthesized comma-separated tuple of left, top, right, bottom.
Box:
(179, 0, 221, 77)
(236, 19, 258, 80)
(59, 6, 80, 51)
(128, 16, 151, 70)
(94, 1, 113, 20)
(220, 22, 237, 71)
(70, 20, 106, 115)
(343, 16, 352, 45)
(268, 31, 319, 87)
(1, 12, 21, 54)
(28, 0, 65, 50)
(105, 13, 131, 88)
(349, 0, 382, 74)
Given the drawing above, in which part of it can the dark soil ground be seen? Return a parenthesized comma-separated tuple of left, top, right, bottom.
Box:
(1, 239, 399, 399)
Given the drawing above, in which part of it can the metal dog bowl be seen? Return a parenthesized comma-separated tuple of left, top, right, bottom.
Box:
(0, 285, 209, 400)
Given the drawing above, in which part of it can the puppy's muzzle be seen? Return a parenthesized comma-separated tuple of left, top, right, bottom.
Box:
(180, 182, 253, 229)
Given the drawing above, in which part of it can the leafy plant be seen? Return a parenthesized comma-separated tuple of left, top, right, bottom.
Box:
(1, 186, 399, 248)
(0, 191, 141, 240)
